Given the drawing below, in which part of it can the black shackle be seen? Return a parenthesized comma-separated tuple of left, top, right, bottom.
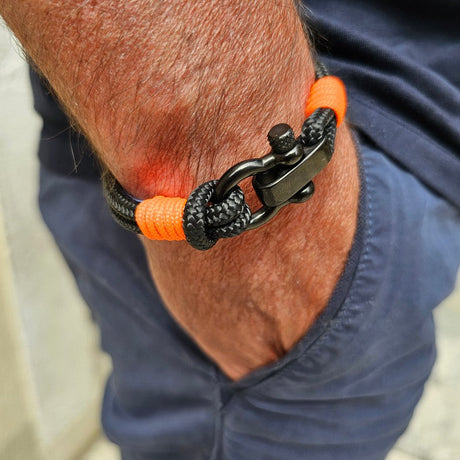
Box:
(212, 123, 331, 230)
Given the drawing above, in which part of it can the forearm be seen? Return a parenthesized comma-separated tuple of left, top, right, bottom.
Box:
(1, 0, 359, 380)
(1, 0, 313, 198)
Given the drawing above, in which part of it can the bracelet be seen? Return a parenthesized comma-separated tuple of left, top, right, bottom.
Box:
(102, 63, 346, 250)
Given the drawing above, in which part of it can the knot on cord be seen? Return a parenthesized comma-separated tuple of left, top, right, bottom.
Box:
(183, 180, 251, 250)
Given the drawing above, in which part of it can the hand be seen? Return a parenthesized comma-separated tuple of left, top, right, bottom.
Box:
(1, 0, 359, 380)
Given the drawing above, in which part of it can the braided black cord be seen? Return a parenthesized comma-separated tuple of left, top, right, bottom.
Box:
(301, 62, 337, 154)
(314, 61, 329, 79)
(110, 210, 142, 234)
(102, 172, 141, 233)
(101, 61, 339, 250)
(183, 180, 251, 250)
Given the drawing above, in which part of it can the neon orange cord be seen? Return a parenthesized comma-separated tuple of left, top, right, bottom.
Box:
(134, 76, 345, 241)
(135, 196, 186, 241)
(305, 76, 347, 126)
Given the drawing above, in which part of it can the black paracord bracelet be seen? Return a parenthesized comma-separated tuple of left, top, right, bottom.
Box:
(102, 62, 346, 250)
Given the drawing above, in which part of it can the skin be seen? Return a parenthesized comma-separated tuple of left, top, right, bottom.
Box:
(0, 0, 359, 380)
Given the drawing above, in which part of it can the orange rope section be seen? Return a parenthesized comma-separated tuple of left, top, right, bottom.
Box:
(135, 196, 186, 241)
(305, 76, 347, 126)
(134, 76, 345, 241)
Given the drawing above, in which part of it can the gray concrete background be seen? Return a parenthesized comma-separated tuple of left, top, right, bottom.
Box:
(0, 21, 111, 460)
(0, 20, 459, 460)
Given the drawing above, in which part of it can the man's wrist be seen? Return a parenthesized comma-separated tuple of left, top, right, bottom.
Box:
(1, 0, 360, 380)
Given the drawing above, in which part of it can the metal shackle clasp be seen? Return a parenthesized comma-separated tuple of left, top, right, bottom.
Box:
(212, 124, 332, 231)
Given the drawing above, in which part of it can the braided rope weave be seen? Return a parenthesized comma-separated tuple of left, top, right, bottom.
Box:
(102, 173, 141, 234)
(182, 180, 251, 250)
(102, 62, 345, 250)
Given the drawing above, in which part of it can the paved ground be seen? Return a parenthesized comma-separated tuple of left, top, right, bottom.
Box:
(389, 284, 460, 460)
